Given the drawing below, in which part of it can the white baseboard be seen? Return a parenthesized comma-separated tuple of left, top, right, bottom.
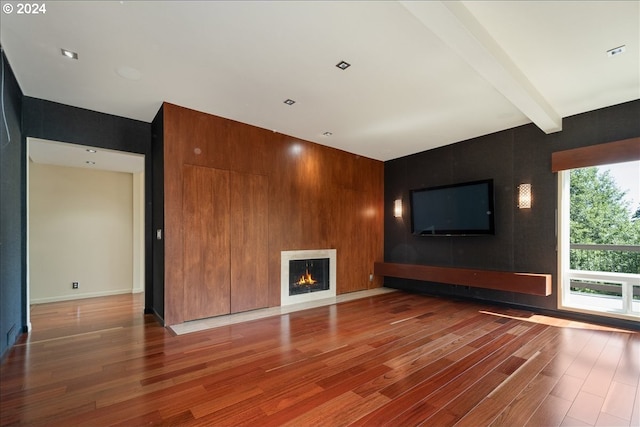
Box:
(31, 289, 143, 305)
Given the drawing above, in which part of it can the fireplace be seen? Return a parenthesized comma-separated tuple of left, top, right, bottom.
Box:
(281, 249, 336, 306)
(289, 258, 330, 295)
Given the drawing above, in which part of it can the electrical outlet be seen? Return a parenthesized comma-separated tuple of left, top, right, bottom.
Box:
(72, 282, 79, 289)
(369, 274, 374, 282)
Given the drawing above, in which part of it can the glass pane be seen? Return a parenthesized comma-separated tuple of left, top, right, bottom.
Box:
(289, 258, 330, 296)
(569, 160, 640, 273)
(568, 279, 623, 311)
(570, 249, 640, 273)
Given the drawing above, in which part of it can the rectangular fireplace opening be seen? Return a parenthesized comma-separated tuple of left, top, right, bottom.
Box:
(289, 258, 330, 296)
(281, 249, 336, 306)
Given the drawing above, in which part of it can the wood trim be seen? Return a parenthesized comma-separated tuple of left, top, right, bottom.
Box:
(374, 262, 552, 296)
(551, 137, 640, 172)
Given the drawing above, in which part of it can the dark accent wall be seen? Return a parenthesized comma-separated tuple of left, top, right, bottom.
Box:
(23, 97, 151, 154)
(384, 100, 640, 317)
(0, 50, 24, 360)
(150, 106, 164, 322)
(21, 99, 155, 316)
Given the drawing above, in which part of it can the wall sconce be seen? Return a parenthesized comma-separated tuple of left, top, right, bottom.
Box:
(394, 199, 403, 218)
(518, 183, 532, 209)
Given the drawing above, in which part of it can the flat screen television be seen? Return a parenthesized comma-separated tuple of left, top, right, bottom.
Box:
(410, 179, 495, 236)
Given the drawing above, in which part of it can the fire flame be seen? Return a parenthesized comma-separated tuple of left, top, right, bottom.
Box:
(295, 268, 317, 286)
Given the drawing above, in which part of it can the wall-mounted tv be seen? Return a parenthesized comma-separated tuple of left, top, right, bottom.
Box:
(410, 179, 495, 236)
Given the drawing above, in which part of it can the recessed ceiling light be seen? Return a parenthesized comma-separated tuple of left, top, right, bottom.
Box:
(61, 48, 78, 60)
(284, 99, 296, 105)
(86, 149, 97, 153)
(323, 132, 333, 137)
(607, 45, 626, 57)
(86, 161, 96, 165)
(336, 60, 351, 70)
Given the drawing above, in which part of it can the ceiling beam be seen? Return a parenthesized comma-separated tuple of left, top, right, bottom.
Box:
(400, 0, 562, 134)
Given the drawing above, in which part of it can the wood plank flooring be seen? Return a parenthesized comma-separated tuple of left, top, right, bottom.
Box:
(1, 291, 639, 426)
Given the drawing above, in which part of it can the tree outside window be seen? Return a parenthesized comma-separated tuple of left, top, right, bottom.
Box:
(570, 164, 640, 275)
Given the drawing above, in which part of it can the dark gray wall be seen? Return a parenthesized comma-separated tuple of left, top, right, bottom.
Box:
(384, 100, 640, 317)
(151, 106, 164, 322)
(0, 50, 24, 360)
(23, 97, 151, 154)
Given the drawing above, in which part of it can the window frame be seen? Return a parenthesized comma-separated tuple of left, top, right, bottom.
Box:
(555, 141, 640, 320)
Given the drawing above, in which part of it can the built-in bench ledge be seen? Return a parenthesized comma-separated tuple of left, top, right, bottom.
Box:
(374, 262, 552, 296)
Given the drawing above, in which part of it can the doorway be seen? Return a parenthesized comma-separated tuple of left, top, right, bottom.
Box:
(26, 138, 145, 330)
(558, 160, 640, 320)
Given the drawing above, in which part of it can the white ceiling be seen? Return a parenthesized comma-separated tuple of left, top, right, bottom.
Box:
(28, 138, 145, 173)
(2, 1, 639, 164)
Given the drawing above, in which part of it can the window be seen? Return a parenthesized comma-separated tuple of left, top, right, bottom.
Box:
(558, 160, 640, 319)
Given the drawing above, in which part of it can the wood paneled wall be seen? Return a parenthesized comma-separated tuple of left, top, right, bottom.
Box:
(229, 171, 269, 314)
(182, 165, 231, 320)
(162, 103, 384, 325)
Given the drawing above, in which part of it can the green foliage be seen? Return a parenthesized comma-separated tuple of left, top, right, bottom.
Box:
(569, 166, 640, 274)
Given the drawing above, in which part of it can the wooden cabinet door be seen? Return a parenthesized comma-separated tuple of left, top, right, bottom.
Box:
(230, 172, 269, 313)
(183, 165, 230, 320)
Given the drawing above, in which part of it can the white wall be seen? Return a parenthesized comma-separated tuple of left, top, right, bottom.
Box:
(132, 172, 145, 293)
(29, 163, 135, 303)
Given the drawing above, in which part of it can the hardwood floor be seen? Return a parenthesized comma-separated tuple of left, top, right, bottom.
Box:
(1, 291, 639, 426)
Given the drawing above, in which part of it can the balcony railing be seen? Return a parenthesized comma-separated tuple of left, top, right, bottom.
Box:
(566, 243, 640, 316)
(570, 243, 640, 253)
